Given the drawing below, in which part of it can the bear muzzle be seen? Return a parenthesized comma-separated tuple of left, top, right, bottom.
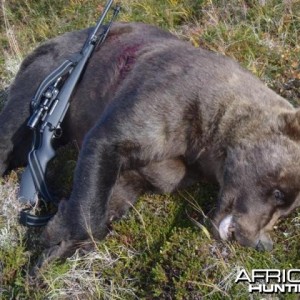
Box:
(218, 214, 273, 251)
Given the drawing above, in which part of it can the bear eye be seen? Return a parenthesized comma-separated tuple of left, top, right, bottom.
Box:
(273, 189, 285, 204)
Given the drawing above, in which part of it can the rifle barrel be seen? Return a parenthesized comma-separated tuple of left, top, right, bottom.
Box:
(90, 0, 114, 43)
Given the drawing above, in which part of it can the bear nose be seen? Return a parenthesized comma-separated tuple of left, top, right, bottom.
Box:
(256, 239, 273, 251)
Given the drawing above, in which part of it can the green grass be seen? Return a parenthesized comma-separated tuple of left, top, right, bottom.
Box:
(0, 0, 300, 299)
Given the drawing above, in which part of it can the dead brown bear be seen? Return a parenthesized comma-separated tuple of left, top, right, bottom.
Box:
(1, 22, 300, 262)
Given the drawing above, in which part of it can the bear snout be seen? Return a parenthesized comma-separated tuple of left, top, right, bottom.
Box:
(218, 214, 234, 240)
(217, 214, 273, 251)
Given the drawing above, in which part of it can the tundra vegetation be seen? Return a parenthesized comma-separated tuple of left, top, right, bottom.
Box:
(0, 0, 300, 299)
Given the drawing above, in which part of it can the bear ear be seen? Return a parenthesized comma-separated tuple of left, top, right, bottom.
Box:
(279, 109, 300, 140)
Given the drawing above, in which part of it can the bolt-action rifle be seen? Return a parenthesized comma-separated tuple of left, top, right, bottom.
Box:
(19, 0, 121, 226)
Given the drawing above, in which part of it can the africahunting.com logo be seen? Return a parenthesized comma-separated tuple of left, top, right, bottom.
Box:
(235, 269, 300, 293)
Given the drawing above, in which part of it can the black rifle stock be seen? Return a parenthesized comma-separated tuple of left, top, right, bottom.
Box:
(19, 0, 121, 226)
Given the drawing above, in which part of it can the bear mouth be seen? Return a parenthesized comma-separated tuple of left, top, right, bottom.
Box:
(218, 214, 235, 240)
(218, 215, 274, 251)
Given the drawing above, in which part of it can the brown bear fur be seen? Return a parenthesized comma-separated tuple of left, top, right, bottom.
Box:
(1, 22, 300, 261)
